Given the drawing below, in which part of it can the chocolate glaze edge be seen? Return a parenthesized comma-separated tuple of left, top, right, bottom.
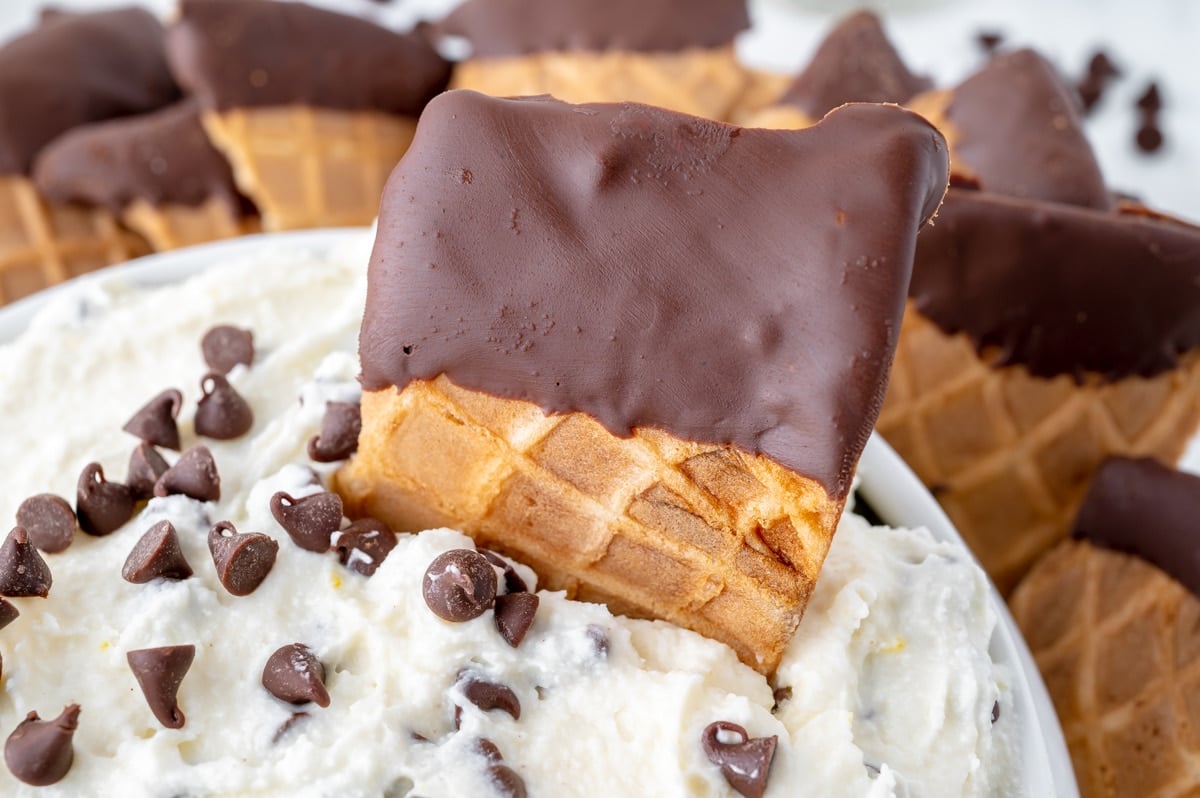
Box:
(1073, 457, 1200, 601)
(360, 92, 950, 499)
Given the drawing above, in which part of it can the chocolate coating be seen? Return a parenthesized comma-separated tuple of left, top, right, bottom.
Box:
(778, 11, 931, 118)
(167, 0, 450, 114)
(1073, 458, 1200, 600)
(33, 101, 243, 213)
(438, 0, 749, 56)
(361, 92, 949, 499)
(945, 49, 1111, 210)
(912, 188, 1200, 381)
(0, 8, 179, 175)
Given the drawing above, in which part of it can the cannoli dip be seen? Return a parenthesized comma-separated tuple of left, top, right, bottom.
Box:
(0, 236, 1015, 796)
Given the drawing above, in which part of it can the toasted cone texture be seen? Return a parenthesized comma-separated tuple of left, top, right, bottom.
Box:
(201, 106, 417, 231)
(0, 175, 148, 306)
(449, 48, 751, 121)
(739, 104, 815, 131)
(878, 310, 1200, 593)
(123, 198, 259, 253)
(337, 378, 842, 673)
(1011, 540, 1200, 798)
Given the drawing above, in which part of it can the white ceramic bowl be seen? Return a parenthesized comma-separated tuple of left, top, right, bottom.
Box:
(0, 230, 1079, 797)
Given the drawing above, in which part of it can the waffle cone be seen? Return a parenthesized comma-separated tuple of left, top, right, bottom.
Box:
(122, 198, 260, 253)
(336, 377, 843, 674)
(725, 69, 793, 124)
(739, 105, 815, 130)
(0, 175, 148, 306)
(201, 106, 417, 232)
(877, 308, 1200, 593)
(449, 47, 752, 121)
(1011, 540, 1200, 798)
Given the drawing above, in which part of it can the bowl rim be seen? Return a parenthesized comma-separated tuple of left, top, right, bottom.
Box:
(0, 228, 1079, 797)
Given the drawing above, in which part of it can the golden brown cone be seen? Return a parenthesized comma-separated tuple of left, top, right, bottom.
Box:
(877, 309, 1200, 593)
(336, 377, 843, 674)
(725, 68, 793, 124)
(1011, 540, 1200, 798)
(0, 175, 148, 307)
(201, 106, 417, 232)
(122, 197, 260, 253)
(448, 47, 752, 121)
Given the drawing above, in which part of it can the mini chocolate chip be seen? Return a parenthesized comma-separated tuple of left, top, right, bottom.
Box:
(459, 675, 521, 721)
(423, 549, 497, 622)
(975, 30, 1003, 53)
(201, 325, 255, 375)
(122, 520, 193, 583)
(127, 645, 195, 729)
(991, 700, 1001, 724)
(1136, 119, 1164, 153)
(480, 549, 528, 594)
(272, 712, 310, 744)
(15, 494, 76, 553)
(1077, 76, 1104, 113)
(155, 445, 221, 502)
(1087, 49, 1121, 80)
(0, 597, 19, 630)
(587, 624, 609, 657)
(0, 528, 53, 598)
(126, 443, 170, 501)
(262, 644, 330, 708)
(494, 592, 539, 648)
(701, 722, 777, 798)
(194, 373, 253, 440)
(122, 389, 183, 451)
(489, 764, 527, 798)
(307, 401, 361, 462)
(333, 518, 397, 576)
(771, 686, 792, 712)
(76, 462, 135, 536)
(475, 738, 503, 763)
(208, 521, 278, 596)
(270, 491, 342, 553)
(4, 705, 80, 786)
(1137, 81, 1162, 112)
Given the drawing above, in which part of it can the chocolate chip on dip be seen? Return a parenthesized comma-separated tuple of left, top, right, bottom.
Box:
(15, 494, 76, 553)
(270, 491, 343, 553)
(127, 645, 196, 729)
(0, 527, 53, 597)
(4, 705, 80, 786)
(194, 373, 254, 440)
(208, 521, 278, 596)
(76, 462, 135, 536)
(154, 445, 221, 502)
(122, 388, 183, 450)
(0, 597, 19, 630)
(307, 400, 361, 462)
(332, 518, 397, 576)
(493, 592, 539, 648)
(422, 549, 497, 622)
(458, 673, 521, 721)
(126, 442, 170, 501)
(201, 325, 255, 375)
(122, 520, 194, 583)
(700, 721, 778, 798)
(262, 644, 330, 708)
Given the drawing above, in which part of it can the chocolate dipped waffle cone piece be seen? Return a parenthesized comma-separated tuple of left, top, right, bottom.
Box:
(1010, 458, 1200, 798)
(0, 9, 179, 304)
(34, 101, 258, 253)
(167, 0, 450, 231)
(877, 49, 1200, 593)
(336, 91, 950, 673)
(739, 10, 930, 129)
(438, 0, 753, 120)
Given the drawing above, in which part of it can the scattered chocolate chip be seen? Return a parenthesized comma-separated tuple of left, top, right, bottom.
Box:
(488, 764, 527, 798)
(1087, 49, 1121, 80)
(4, 705, 80, 786)
(122, 389, 183, 451)
(1136, 119, 1164, 153)
(1077, 75, 1104, 113)
(208, 521, 278, 596)
(458, 674, 521, 721)
(587, 624, 609, 657)
(270, 491, 342, 553)
(422, 549, 497, 622)
(1136, 81, 1162, 112)
(975, 30, 1003, 53)
(991, 700, 1001, 724)
(262, 644, 330, 708)
(15, 494, 76, 554)
(201, 325, 255, 375)
(307, 401, 361, 462)
(0, 528, 53, 598)
(0, 597, 18, 630)
(126, 443, 170, 501)
(1077, 48, 1122, 114)
(127, 645, 195, 729)
(155, 445, 221, 502)
(76, 462, 135, 536)
(272, 711, 310, 744)
(494, 592, 539, 648)
(481, 549, 528, 594)
(475, 738, 503, 763)
(333, 518, 397, 576)
(194, 373, 254, 440)
(771, 686, 792, 712)
(122, 520, 193, 583)
(701, 722, 778, 798)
